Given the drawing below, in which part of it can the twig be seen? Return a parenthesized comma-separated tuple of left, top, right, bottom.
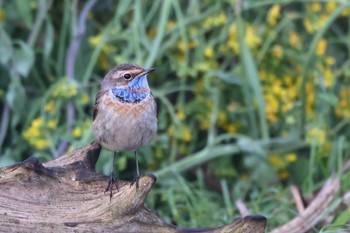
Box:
(56, 0, 96, 157)
(342, 159, 350, 173)
(235, 199, 250, 217)
(290, 185, 305, 214)
(342, 191, 350, 205)
(270, 176, 340, 233)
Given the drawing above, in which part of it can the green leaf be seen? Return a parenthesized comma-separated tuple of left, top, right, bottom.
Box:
(15, 0, 33, 28)
(12, 41, 34, 77)
(236, 15, 269, 140)
(319, 93, 338, 106)
(0, 26, 13, 65)
(333, 210, 350, 226)
(44, 19, 54, 58)
(5, 78, 25, 113)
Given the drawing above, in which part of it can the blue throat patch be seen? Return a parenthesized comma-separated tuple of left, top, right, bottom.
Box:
(112, 75, 150, 103)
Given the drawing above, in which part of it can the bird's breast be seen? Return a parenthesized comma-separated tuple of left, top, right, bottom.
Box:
(92, 91, 157, 152)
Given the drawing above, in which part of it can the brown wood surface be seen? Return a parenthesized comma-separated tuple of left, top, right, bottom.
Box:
(0, 141, 267, 233)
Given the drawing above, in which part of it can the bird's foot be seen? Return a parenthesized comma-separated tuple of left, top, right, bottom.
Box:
(105, 172, 118, 201)
(130, 174, 141, 190)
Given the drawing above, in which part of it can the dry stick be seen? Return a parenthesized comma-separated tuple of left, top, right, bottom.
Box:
(290, 185, 305, 214)
(56, 0, 96, 157)
(342, 191, 350, 204)
(270, 176, 340, 233)
(235, 199, 250, 217)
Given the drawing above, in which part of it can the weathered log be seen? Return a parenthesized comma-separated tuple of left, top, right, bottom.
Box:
(0, 142, 267, 232)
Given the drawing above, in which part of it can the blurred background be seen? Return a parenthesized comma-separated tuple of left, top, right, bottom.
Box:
(0, 0, 349, 231)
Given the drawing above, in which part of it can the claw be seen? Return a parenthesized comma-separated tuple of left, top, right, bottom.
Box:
(130, 174, 141, 190)
(105, 172, 118, 201)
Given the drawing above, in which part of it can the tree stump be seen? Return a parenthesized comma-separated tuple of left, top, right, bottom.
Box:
(0, 141, 267, 232)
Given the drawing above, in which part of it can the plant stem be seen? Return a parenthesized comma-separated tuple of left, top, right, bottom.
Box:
(57, 0, 96, 157)
(154, 144, 240, 179)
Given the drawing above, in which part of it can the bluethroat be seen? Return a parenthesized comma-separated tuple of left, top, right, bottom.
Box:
(92, 64, 157, 199)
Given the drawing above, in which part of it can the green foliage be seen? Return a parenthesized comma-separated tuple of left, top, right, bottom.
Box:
(0, 0, 350, 230)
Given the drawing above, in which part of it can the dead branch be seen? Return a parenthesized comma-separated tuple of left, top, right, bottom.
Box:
(270, 176, 340, 233)
(0, 142, 266, 233)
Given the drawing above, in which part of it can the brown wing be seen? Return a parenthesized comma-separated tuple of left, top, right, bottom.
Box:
(93, 90, 105, 121)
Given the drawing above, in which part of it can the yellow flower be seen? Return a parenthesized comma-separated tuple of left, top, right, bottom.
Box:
(218, 112, 228, 125)
(189, 40, 198, 49)
(0, 9, 6, 22)
(286, 153, 297, 163)
(166, 21, 176, 31)
(310, 3, 321, 13)
(189, 27, 198, 36)
(227, 24, 239, 54)
(308, 127, 326, 144)
(80, 93, 90, 105)
(216, 12, 227, 26)
(278, 170, 289, 181)
(182, 126, 192, 142)
(326, 56, 335, 66)
(316, 39, 327, 57)
(34, 139, 50, 150)
(44, 101, 55, 114)
(303, 19, 316, 34)
(226, 124, 237, 133)
(289, 31, 302, 50)
(282, 101, 294, 112)
(147, 27, 157, 40)
(47, 120, 57, 130)
(102, 44, 116, 53)
(341, 8, 350, 17)
(283, 75, 293, 86)
(84, 119, 91, 128)
(23, 126, 40, 140)
(339, 99, 348, 108)
(326, 2, 338, 14)
(204, 46, 214, 59)
(268, 155, 285, 169)
(323, 69, 334, 88)
(267, 5, 281, 26)
(272, 45, 283, 59)
(245, 25, 261, 49)
(176, 110, 185, 121)
(88, 34, 102, 47)
(177, 42, 188, 53)
(32, 118, 44, 128)
(72, 127, 82, 139)
(199, 118, 210, 130)
(52, 80, 78, 99)
(202, 17, 213, 29)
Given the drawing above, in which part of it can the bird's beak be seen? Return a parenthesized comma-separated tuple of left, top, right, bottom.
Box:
(138, 68, 156, 77)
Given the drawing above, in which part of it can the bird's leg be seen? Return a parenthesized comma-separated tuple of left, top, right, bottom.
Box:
(130, 150, 141, 189)
(105, 152, 119, 200)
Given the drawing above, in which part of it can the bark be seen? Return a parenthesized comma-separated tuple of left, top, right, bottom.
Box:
(0, 141, 266, 233)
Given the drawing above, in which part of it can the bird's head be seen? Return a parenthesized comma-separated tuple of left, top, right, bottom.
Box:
(101, 64, 155, 103)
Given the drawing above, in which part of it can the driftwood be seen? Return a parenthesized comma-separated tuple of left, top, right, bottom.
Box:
(0, 141, 267, 232)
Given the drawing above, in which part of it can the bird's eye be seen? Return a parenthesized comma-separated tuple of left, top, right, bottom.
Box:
(124, 73, 131, 80)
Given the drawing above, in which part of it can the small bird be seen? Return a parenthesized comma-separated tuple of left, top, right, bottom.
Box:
(92, 64, 157, 199)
